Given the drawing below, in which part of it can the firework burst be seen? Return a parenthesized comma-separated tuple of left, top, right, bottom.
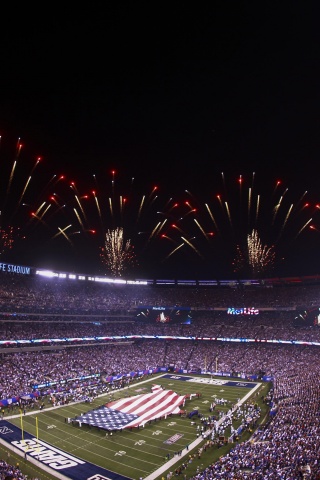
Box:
(80, 171, 320, 277)
(0, 138, 203, 274)
(171, 172, 320, 277)
(100, 227, 136, 277)
(1, 137, 319, 278)
(233, 229, 276, 277)
(63, 168, 217, 275)
(0, 225, 15, 255)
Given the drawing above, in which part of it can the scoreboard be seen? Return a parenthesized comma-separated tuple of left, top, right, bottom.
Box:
(135, 306, 192, 324)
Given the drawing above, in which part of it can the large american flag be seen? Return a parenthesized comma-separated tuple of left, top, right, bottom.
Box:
(77, 386, 186, 431)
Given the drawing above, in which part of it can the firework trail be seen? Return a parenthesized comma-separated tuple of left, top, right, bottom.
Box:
(0, 138, 88, 258)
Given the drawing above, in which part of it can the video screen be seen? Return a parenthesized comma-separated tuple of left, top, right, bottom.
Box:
(294, 307, 320, 327)
(135, 306, 192, 324)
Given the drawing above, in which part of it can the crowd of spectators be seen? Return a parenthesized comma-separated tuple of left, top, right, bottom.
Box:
(188, 346, 320, 479)
(0, 457, 38, 479)
(1, 272, 320, 479)
(2, 273, 320, 314)
(1, 342, 320, 478)
(1, 310, 320, 343)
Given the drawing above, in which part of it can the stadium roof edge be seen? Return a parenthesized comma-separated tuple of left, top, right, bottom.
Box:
(1, 261, 320, 287)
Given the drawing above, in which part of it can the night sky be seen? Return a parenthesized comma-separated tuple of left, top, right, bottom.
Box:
(1, 3, 320, 279)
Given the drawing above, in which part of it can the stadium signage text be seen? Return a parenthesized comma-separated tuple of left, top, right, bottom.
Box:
(11, 438, 85, 470)
(0, 263, 30, 275)
(227, 307, 259, 315)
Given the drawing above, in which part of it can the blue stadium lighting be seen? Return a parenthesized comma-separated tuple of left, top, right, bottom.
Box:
(35, 269, 57, 277)
(93, 276, 121, 283)
(127, 280, 148, 285)
(32, 339, 51, 343)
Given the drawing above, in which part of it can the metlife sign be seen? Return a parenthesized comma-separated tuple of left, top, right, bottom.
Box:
(0, 420, 130, 480)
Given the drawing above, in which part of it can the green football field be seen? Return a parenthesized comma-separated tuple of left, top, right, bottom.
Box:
(5, 373, 266, 480)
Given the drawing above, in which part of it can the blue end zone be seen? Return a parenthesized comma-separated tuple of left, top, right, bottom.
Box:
(0, 420, 131, 480)
(161, 374, 193, 381)
(224, 381, 257, 388)
(161, 374, 257, 388)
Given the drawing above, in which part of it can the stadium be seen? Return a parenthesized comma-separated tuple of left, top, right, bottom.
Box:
(2, 1, 320, 479)
(0, 262, 320, 480)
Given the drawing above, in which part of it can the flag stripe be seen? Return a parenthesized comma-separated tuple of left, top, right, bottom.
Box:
(125, 391, 185, 428)
(132, 391, 182, 417)
(107, 393, 146, 411)
(113, 390, 175, 415)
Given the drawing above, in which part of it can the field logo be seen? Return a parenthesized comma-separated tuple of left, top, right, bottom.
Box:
(0, 426, 13, 435)
(164, 433, 184, 445)
(87, 476, 113, 480)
